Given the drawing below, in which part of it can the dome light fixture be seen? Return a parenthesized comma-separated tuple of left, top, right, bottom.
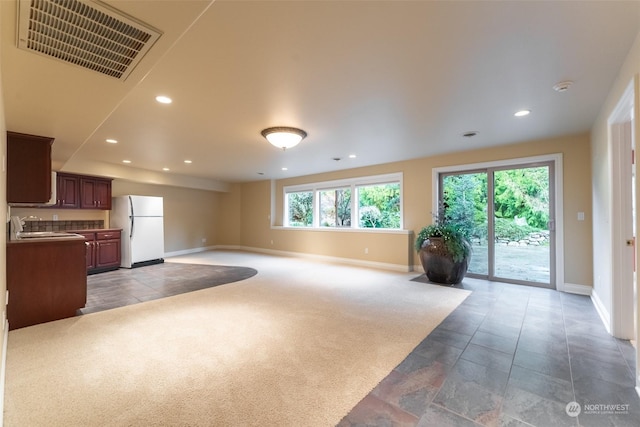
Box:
(514, 109, 531, 117)
(261, 127, 307, 150)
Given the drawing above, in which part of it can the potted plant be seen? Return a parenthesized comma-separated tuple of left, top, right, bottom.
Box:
(415, 211, 472, 285)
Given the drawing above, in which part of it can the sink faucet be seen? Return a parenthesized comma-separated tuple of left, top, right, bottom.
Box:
(10, 216, 24, 240)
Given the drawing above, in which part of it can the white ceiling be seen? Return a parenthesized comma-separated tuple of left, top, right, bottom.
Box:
(2, 0, 639, 189)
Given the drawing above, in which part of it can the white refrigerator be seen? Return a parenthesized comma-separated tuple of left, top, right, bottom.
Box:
(111, 195, 165, 268)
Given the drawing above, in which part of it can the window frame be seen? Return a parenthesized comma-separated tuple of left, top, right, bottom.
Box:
(283, 172, 403, 230)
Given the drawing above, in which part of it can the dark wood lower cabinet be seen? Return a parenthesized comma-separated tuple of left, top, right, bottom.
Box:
(75, 229, 121, 274)
(7, 238, 87, 330)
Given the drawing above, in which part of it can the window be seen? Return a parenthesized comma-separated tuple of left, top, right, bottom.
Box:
(320, 188, 352, 227)
(358, 183, 401, 228)
(286, 191, 313, 227)
(284, 173, 402, 229)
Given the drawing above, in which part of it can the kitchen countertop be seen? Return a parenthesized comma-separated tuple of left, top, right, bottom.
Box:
(67, 228, 122, 233)
(7, 235, 86, 244)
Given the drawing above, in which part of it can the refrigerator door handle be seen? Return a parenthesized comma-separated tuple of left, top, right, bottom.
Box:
(129, 195, 135, 239)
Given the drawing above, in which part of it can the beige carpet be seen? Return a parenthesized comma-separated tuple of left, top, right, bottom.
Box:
(4, 251, 470, 426)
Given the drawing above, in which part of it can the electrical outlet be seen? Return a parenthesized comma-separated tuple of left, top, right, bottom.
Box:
(53, 214, 58, 221)
(364, 247, 369, 254)
(201, 238, 207, 243)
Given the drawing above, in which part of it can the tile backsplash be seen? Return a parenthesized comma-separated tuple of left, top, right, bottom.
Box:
(22, 220, 104, 232)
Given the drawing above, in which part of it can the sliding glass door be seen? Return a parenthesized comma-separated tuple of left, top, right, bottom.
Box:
(440, 162, 554, 287)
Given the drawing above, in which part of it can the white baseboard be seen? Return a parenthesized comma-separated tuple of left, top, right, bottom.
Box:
(591, 289, 612, 334)
(1, 319, 9, 427)
(232, 245, 413, 272)
(562, 282, 593, 296)
(163, 245, 217, 258)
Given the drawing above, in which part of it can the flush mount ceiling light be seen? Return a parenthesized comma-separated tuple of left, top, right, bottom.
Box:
(514, 109, 531, 117)
(261, 127, 307, 150)
(155, 95, 172, 104)
(106, 138, 118, 144)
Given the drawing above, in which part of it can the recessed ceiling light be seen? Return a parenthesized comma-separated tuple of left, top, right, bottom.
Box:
(155, 95, 172, 104)
(162, 167, 170, 171)
(349, 154, 357, 158)
(514, 110, 531, 117)
(122, 160, 131, 164)
(184, 160, 192, 164)
(462, 131, 478, 138)
(281, 167, 288, 171)
(106, 138, 118, 144)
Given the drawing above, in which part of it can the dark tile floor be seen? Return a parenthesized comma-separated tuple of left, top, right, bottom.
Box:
(338, 277, 640, 427)
(79, 262, 257, 315)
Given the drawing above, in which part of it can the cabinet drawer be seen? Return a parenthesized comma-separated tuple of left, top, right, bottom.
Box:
(97, 231, 120, 240)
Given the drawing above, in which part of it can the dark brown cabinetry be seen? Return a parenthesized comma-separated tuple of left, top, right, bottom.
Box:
(75, 229, 121, 274)
(7, 238, 87, 330)
(56, 172, 80, 208)
(80, 176, 112, 209)
(7, 131, 53, 204)
(51, 173, 112, 210)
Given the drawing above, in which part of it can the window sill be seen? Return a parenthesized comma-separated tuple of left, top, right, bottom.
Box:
(271, 226, 412, 235)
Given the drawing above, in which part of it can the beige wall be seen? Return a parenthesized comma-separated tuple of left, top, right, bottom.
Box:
(591, 31, 640, 314)
(216, 183, 242, 246)
(233, 133, 593, 283)
(112, 180, 222, 254)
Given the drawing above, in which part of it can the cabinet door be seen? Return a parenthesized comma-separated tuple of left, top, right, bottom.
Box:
(94, 179, 112, 210)
(79, 177, 112, 210)
(57, 174, 80, 208)
(77, 233, 96, 269)
(80, 178, 96, 208)
(96, 240, 120, 268)
(7, 132, 53, 203)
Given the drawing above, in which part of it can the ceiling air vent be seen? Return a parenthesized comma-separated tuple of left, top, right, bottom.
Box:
(17, 0, 162, 80)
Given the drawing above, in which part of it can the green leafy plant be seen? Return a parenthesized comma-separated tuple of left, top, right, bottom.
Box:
(415, 204, 471, 263)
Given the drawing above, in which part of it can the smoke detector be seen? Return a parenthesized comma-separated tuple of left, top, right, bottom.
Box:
(17, 0, 162, 80)
(553, 80, 574, 92)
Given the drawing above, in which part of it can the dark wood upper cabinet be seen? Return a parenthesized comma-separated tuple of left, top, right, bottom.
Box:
(56, 173, 80, 208)
(80, 176, 112, 210)
(50, 173, 112, 210)
(7, 131, 53, 204)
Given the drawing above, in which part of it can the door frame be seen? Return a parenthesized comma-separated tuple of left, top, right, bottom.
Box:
(608, 80, 636, 340)
(432, 153, 565, 290)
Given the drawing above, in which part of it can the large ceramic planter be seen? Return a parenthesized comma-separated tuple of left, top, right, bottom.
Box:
(419, 237, 471, 285)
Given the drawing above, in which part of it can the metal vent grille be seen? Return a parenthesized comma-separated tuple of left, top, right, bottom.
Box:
(17, 0, 161, 80)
